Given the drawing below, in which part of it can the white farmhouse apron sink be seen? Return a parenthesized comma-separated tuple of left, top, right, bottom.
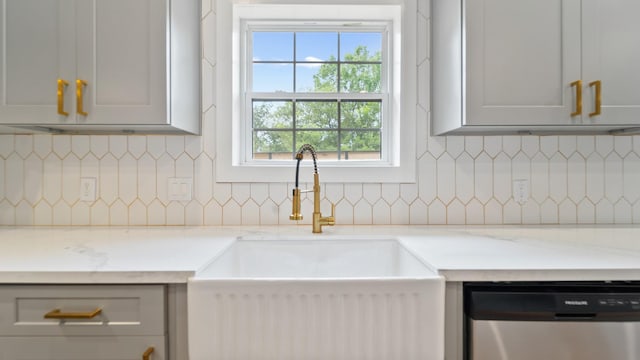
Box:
(188, 237, 444, 360)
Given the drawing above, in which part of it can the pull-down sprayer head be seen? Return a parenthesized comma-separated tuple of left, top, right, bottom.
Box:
(289, 144, 335, 232)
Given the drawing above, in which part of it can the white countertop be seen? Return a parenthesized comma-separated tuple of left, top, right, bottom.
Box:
(0, 225, 639, 283)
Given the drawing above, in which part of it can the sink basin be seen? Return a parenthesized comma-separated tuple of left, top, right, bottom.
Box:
(188, 237, 444, 360)
(196, 238, 436, 279)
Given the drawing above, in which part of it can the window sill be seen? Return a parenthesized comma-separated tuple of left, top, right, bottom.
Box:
(216, 160, 416, 183)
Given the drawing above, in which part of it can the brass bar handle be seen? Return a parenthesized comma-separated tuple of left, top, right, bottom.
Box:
(289, 188, 303, 221)
(57, 79, 69, 116)
(570, 80, 582, 117)
(44, 308, 102, 319)
(142, 347, 154, 360)
(589, 80, 602, 117)
(76, 79, 88, 116)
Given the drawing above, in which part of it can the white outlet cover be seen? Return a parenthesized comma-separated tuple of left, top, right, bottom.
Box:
(513, 179, 529, 204)
(80, 177, 97, 202)
(168, 178, 193, 201)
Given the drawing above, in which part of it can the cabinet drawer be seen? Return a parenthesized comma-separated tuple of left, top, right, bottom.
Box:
(0, 285, 165, 336)
(0, 336, 165, 360)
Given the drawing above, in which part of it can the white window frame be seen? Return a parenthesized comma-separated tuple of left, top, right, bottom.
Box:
(215, 0, 416, 183)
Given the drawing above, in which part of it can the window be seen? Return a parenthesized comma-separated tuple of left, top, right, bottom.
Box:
(248, 28, 387, 162)
(215, 0, 416, 183)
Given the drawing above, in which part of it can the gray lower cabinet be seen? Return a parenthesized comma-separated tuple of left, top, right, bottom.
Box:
(0, 285, 166, 359)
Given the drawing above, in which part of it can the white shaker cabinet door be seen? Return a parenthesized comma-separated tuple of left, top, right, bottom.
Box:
(464, 0, 582, 127)
(0, 0, 75, 125)
(76, 0, 167, 126)
(581, 0, 640, 126)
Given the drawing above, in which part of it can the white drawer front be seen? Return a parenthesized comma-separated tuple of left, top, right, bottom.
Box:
(0, 285, 165, 336)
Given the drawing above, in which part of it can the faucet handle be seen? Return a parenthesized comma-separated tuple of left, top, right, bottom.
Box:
(322, 202, 335, 227)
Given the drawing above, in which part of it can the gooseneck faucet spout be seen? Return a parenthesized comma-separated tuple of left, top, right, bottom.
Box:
(289, 144, 335, 233)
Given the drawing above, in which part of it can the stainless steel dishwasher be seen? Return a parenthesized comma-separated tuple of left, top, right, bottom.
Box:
(464, 282, 640, 360)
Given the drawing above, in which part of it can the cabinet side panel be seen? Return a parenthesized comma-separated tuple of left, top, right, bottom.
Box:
(431, 0, 464, 135)
(169, 0, 201, 134)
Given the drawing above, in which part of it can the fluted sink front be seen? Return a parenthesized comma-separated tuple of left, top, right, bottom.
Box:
(188, 237, 444, 360)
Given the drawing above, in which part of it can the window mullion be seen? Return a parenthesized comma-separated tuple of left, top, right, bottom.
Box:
(250, 92, 383, 101)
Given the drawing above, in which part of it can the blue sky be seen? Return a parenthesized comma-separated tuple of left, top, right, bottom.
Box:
(252, 31, 381, 92)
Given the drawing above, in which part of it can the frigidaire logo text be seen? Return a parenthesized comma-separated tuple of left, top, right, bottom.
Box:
(564, 300, 589, 306)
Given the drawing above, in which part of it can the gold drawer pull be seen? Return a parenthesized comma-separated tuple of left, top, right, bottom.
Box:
(76, 79, 88, 116)
(589, 80, 602, 117)
(57, 79, 69, 116)
(44, 308, 102, 319)
(143, 347, 154, 360)
(570, 80, 582, 117)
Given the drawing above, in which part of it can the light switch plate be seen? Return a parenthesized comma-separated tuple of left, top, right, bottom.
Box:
(168, 178, 193, 201)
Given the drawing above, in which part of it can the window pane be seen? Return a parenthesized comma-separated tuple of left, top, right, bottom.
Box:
(253, 63, 293, 92)
(340, 64, 381, 93)
(253, 130, 293, 158)
(253, 100, 293, 128)
(296, 64, 337, 92)
(341, 131, 381, 160)
(296, 32, 338, 62)
(253, 32, 293, 61)
(296, 101, 338, 129)
(296, 131, 339, 159)
(340, 32, 382, 61)
(247, 27, 388, 164)
(341, 101, 381, 129)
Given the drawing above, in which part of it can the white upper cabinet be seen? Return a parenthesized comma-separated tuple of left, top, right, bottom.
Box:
(432, 0, 640, 135)
(0, 0, 199, 134)
(581, 0, 640, 128)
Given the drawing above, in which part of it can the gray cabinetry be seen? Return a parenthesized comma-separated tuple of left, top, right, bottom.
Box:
(432, 0, 640, 135)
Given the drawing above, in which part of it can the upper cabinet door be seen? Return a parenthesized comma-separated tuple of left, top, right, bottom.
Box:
(0, 0, 75, 125)
(75, 0, 167, 126)
(581, 0, 640, 126)
(432, 0, 640, 135)
(464, 0, 582, 127)
(0, 0, 198, 134)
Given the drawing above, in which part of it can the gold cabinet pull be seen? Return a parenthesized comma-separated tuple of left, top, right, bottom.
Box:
(57, 79, 69, 116)
(76, 79, 88, 116)
(142, 347, 154, 360)
(570, 80, 582, 117)
(589, 80, 602, 117)
(44, 308, 102, 319)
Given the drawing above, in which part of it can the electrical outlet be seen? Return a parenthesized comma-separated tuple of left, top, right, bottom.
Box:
(168, 178, 193, 201)
(513, 179, 529, 205)
(80, 177, 97, 201)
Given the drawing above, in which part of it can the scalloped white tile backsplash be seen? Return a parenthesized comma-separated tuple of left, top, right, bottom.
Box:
(1, 0, 640, 226)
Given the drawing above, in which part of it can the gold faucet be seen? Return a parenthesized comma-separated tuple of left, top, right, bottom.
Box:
(289, 144, 335, 233)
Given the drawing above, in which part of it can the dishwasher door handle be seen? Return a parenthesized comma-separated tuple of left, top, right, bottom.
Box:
(554, 313, 596, 320)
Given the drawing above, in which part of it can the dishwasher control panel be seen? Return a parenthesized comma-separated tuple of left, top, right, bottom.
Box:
(465, 282, 640, 321)
(558, 294, 640, 312)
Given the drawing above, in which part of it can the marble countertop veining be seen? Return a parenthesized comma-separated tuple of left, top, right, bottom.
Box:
(0, 225, 639, 283)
